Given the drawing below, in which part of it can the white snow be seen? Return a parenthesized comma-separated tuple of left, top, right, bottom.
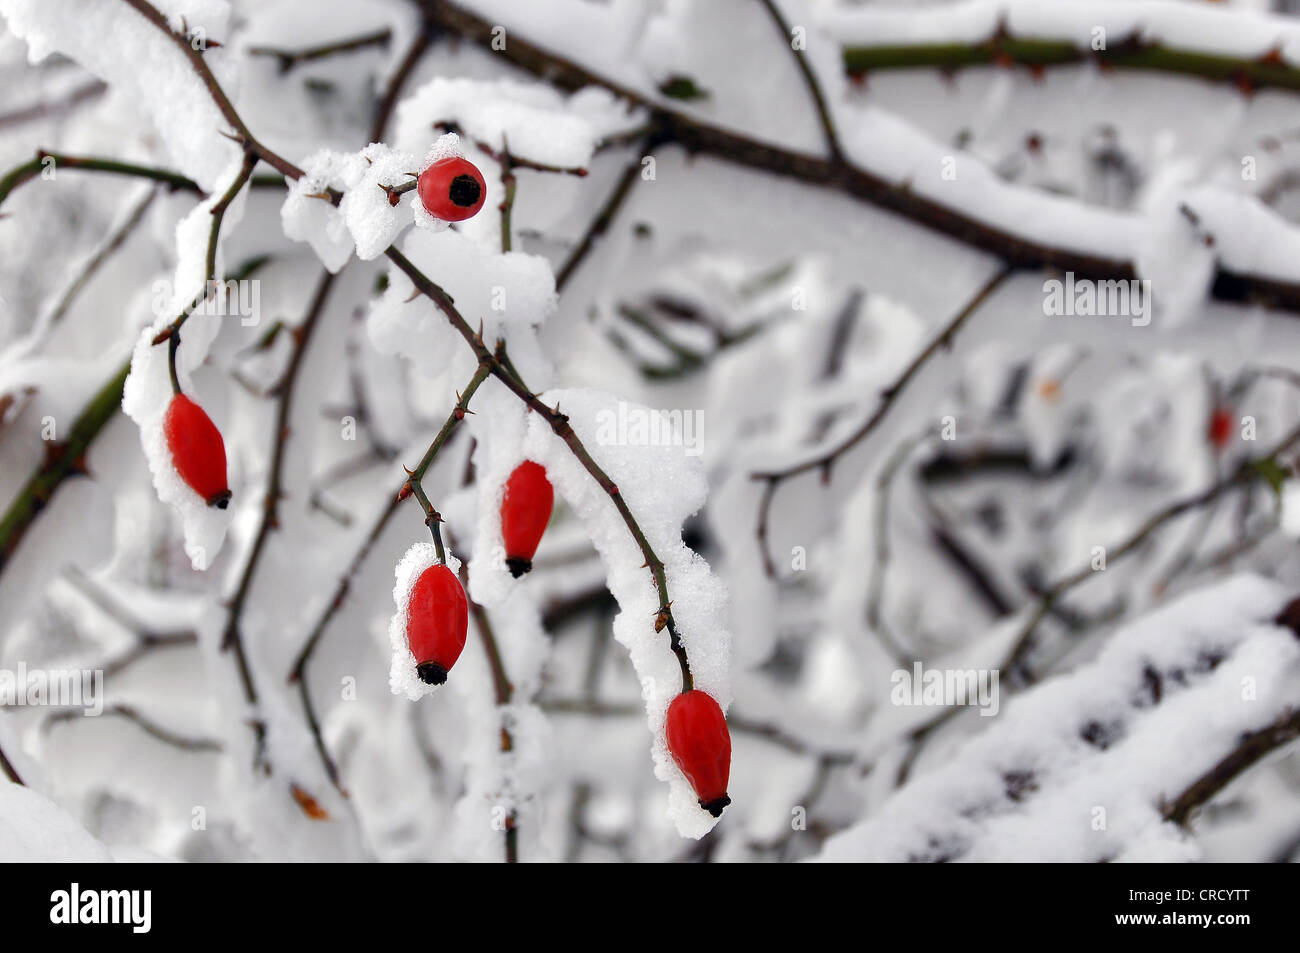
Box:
(813, 575, 1299, 862)
(0, 780, 115, 862)
(0, 0, 242, 192)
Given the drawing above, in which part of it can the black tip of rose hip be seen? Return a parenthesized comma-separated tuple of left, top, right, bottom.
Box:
(208, 490, 232, 509)
(448, 174, 481, 208)
(417, 662, 448, 685)
(506, 557, 532, 578)
(701, 795, 730, 818)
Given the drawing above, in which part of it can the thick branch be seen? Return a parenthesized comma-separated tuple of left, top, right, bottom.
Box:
(1163, 707, 1300, 826)
(842, 32, 1300, 94)
(418, 0, 1300, 314)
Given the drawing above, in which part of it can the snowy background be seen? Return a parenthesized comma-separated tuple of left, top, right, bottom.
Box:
(2, 0, 1300, 862)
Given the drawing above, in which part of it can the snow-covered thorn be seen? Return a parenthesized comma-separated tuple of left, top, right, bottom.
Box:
(304, 190, 333, 202)
(364, 156, 373, 165)
(151, 327, 174, 346)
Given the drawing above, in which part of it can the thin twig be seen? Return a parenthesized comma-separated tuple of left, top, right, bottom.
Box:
(755, 0, 843, 164)
(248, 29, 392, 74)
(44, 705, 223, 753)
(752, 265, 1012, 577)
(220, 270, 338, 772)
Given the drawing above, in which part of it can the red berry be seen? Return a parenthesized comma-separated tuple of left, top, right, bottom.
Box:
(417, 157, 487, 222)
(500, 461, 553, 577)
(1209, 408, 1234, 449)
(665, 690, 731, 817)
(405, 564, 468, 685)
(163, 393, 230, 508)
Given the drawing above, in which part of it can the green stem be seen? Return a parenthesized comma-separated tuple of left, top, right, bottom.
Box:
(0, 152, 200, 212)
(842, 35, 1300, 93)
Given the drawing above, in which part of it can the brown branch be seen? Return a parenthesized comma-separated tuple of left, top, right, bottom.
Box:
(752, 265, 1012, 578)
(369, 26, 435, 144)
(756, 0, 843, 164)
(418, 0, 1300, 314)
(151, 151, 257, 349)
(385, 248, 696, 692)
(556, 143, 654, 292)
(0, 743, 22, 785)
(116, 0, 305, 181)
(1002, 422, 1300, 679)
(1164, 707, 1300, 826)
(220, 270, 338, 772)
(44, 704, 223, 753)
(249, 28, 392, 74)
(284, 15, 437, 797)
(0, 80, 106, 130)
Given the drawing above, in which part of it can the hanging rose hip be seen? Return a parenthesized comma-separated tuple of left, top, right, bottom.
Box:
(500, 461, 553, 577)
(665, 690, 732, 817)
(164, 393, 231, 508)
(1208, 407, 1234, 449)
(406, 564, 468, 685)
(417, 156, 487, 222)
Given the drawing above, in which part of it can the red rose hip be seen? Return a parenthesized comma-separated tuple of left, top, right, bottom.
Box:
(500, 461, 553, 577)
(164, 393, 231, 508)
(665, 690, 731, 817)
(417, 156, 487, 222)
(406, 564, 468, 685)
(1209, 407, 1234, 449)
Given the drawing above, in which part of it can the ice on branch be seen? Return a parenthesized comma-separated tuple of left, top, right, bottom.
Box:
(814, 575, 1300, 862)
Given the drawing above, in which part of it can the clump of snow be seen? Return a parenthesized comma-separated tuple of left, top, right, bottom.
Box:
(340, 143, 421, 259)
(0, 780, 115, 861)
(395, 79, 603, 172)
(388, 541, 462, 701)
(280, 150, 366, 273)
(367, 226, 558, 384)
